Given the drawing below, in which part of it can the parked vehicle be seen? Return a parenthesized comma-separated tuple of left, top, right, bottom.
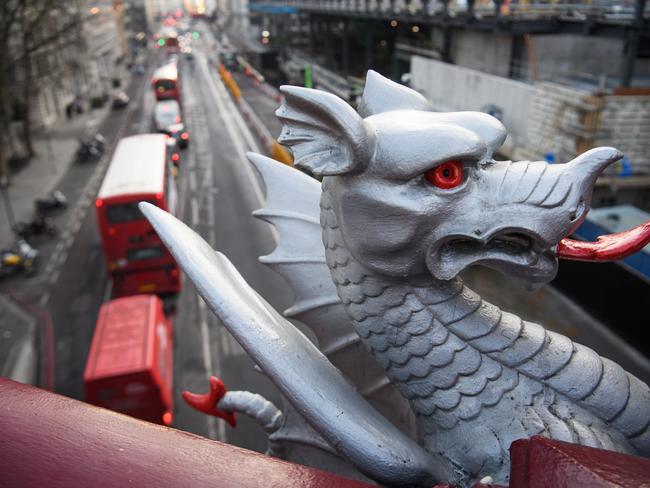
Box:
(96, 134, 180, 297)
(13, 214, 57, 240)
(84, 294, 174, 425)
(0, 239, 39, 279)
(112, 91, 130, 109)
(76, 133, 106, 162)
(34, 190, 67, 213)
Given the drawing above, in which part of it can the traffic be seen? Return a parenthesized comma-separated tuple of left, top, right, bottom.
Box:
(2, 2, 649, 484)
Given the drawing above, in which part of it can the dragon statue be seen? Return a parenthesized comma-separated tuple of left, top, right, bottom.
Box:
(141, 71, 650, 487)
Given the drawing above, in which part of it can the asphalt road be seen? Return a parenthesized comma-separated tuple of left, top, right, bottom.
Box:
(2, 27, 292, 454)
(170, 26, 291, 451)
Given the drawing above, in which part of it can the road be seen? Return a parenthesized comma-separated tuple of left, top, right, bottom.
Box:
(1, 24, 291, 454)
(170, 24, 291, 450)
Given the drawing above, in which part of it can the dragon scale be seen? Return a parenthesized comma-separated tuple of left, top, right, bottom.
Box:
(321, 179, 650, 482)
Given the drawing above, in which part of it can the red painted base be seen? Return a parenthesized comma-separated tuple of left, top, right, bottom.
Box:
(510, 436, 650, 487)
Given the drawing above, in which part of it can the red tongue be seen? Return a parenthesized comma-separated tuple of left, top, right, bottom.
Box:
(557, 220, 650, 261)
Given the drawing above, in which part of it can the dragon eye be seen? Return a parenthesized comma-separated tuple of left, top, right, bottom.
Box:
(425, 160, 464, 189)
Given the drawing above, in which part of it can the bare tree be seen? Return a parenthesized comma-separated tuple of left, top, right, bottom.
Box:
(0, 0, 81, 185)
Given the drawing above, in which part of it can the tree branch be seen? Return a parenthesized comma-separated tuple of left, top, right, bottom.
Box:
(6, 20, 80, 70)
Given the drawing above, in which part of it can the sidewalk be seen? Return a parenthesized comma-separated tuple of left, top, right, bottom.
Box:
(0, 294, 39, 385)
(0, 104, 110, 250)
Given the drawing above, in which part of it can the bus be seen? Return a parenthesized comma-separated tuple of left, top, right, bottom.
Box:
(96, 134, 180, 297)
(152, 62, 180, 101)
(155, 27, 180, 54)
(84, 294, 174, 426)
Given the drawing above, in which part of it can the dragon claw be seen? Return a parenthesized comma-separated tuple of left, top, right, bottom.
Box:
(182, 376, 237, 427)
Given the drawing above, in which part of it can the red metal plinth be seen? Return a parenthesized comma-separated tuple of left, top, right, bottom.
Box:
(0, 377, 374, 488)
(510, 435, 650, 487)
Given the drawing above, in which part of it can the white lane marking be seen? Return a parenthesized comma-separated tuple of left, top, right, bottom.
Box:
(48, 269, 60, 285)
(39, 291, 51, 307)
(189, 170, 197, 192)
(191, 198, 199, 227)
(197, 53, 265, 208)
(197, 295, 218, 440)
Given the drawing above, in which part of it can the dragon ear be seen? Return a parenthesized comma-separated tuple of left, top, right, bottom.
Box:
(358, 70, 430, 117)
(276, 86, 375, 176)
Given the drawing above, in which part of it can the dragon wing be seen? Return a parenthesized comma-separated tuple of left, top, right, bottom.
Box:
(248, 152, 416, 435)
(140, 202, 454, 486)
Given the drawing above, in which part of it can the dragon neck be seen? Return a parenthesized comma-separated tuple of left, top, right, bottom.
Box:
(320, 186, 504, 425)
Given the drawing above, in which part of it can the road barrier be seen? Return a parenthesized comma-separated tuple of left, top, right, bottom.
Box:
(218, 64, 293, 166)
(236, 56, 284, 104)
(218, 64, 241, 101)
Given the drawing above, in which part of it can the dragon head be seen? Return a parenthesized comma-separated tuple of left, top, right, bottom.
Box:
(277, 71, 623, 285)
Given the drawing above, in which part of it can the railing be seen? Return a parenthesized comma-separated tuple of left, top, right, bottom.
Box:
(2, 377, 649, 486)
(0, 377, 373, 488)
(249, 0, 649, 20)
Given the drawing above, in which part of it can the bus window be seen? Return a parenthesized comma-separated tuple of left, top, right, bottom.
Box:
(127, 246, 166, 262)
(155, 80, 175, 93)
(106, 201, 154, 224)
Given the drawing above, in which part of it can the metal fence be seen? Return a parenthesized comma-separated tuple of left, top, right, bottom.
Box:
(250, 0, 648, 20)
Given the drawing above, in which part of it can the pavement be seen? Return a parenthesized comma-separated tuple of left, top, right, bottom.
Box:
(1, 105, 110, 250)
(0, 294, 39, 384)
(0, 72, 129, 387)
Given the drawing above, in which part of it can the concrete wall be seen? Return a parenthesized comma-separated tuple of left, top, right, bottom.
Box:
(411, 55, 650, 173)
(450, 30, 513, 78)
(411, 55, 535, 157)
(519, 34, 650, 85)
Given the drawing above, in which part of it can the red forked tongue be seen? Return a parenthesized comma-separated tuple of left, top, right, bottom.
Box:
(556, 220, 650, 262)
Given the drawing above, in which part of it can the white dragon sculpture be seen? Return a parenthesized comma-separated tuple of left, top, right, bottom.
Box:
(141, 71, 650, 487)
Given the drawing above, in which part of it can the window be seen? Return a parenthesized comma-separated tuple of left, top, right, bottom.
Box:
(106, 201, 154, 223)
(155, 80, 176, 91)
(127, 246, 165, 262)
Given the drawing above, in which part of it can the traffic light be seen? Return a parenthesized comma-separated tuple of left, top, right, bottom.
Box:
(192, 31, 200, 40)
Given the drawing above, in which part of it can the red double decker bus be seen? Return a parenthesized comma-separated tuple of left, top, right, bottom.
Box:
(84, 294, 174, 426)
(152, 62, 180, 101)
(96, 134, 180, 297)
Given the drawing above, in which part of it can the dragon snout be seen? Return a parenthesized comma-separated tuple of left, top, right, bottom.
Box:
(566, 147, 623, 183)
(559, 147, 623, 232)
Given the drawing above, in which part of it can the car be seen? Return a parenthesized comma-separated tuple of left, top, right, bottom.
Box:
(167, 123, 189, 148)
(154, 99, 181, 131)
(112, 91, 130, 109)
(153, 100, 189, 148)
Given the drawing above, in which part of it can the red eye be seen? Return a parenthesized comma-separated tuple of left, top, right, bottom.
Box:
(425, 160, 464, 189)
